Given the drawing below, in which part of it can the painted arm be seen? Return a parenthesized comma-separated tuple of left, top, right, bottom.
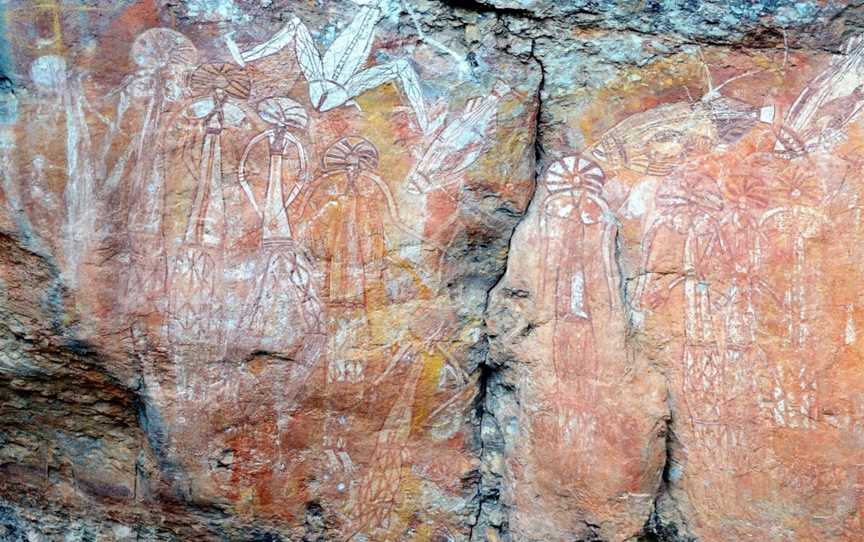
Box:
(237, 130, 272, 216)
(366, 171, 400, 225)
(225, 17, 304, 66)
(280, 131, 309, 209)
(600, 207, 620, 314)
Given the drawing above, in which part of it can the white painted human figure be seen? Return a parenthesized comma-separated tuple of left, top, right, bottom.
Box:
(224, 87, 328, 465)
(113, 29, 199, 318)
(540, 156, 617, 385)
(236, 96, 324, 363)
(30, 55, 98, 285)
(636, 171, 726, 446)
(297, 136, 399, 312)
(295, 136, 403, 502)
(124, 29, 198, 233)
(224, 0, 429, 132)
(298, 137, 397, 454)
(758, 163, 828, 429)
(168, 64, 250, 364)
(538, 155, 618, 455)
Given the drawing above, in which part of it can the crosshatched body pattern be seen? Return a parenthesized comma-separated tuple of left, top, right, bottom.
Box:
(489, 31, 864, 542)
(3, 1, 864, 541)
(0, 1, 536, 540)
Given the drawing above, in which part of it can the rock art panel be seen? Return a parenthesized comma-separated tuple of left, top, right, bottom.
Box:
(489, 26, 864, 542)
(3, 1, 864, 541)
(0, 1, 537, 539)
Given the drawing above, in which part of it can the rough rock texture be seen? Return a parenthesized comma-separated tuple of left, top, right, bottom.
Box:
(1, 1, 864, 541)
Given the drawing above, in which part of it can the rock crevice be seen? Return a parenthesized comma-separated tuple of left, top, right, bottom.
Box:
(2, 1, 864, 540)
(471, 36, 546, 542)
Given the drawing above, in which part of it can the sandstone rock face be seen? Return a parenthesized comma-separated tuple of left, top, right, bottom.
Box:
(1, 1, 863, 541)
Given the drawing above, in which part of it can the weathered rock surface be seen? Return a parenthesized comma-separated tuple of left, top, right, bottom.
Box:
(1, 1, 864, 541)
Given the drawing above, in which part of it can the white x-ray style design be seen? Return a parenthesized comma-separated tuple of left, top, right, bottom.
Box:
(225, 0, 429, 132)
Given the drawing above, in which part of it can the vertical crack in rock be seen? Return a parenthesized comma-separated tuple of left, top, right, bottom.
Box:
(639, 390, 695, 542)
(614, 229, 639, 334)
(618, 231, 693, 542)
(7, 1, 863, 539)
(471, 39, 545, 542)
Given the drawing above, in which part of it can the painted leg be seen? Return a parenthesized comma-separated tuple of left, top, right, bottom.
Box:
(228, 16, 304, 65)
(294, 21, 328, 107)
(344, 59, 429, 132)
(322, 6, 381, 83)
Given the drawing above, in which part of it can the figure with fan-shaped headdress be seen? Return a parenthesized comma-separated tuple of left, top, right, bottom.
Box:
(634, 167, 727, 446)
(536, 155, 620, 459)
(166, 62, 251, 359)
(234, 96, 324, 381)
(113, 29, 198, 319)
(296, 136, 398, 314)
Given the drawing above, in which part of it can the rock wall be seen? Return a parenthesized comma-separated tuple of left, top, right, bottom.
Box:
(0, 1, 863, 541)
